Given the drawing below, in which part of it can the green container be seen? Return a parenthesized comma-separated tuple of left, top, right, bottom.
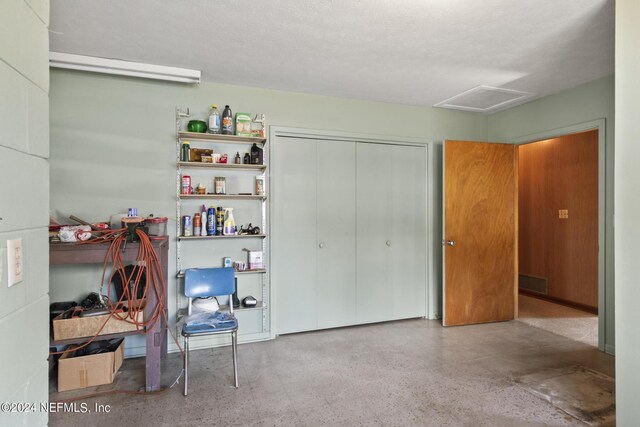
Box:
(187, 120, 207, 133)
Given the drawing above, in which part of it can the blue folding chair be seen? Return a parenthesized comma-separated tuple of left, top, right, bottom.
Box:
(182, 267, 238, 395)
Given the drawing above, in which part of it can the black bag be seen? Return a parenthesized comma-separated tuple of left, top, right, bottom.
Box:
(112, 265, 146, 300)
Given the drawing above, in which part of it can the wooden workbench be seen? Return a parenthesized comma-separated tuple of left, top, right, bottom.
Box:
(50, 238, 169, 392)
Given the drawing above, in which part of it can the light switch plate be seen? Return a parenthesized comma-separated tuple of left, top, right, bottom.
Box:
(7, 238, 23, 287)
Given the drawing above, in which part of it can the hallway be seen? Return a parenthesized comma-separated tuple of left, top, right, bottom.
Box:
(518, 294, 598, 348)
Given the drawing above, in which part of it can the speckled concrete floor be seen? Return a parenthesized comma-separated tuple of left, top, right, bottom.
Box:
(49, 319, 615, 427)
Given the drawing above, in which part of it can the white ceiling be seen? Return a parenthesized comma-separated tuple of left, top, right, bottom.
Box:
(49, 0, 614, 112)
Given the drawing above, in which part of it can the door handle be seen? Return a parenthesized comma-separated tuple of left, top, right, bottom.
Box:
(386, 240, 391, 247)
(318, 242, 324, 249)
(442, 240, 456, 247)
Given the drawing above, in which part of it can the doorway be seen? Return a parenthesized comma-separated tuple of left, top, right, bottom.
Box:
(516, 129, 599, 347)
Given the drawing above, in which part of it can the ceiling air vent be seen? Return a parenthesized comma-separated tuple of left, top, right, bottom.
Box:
(434, 85, 534, 114)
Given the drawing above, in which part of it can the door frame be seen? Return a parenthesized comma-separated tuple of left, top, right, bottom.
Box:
(512, 118, 607, 352)
(269, 126, 434, 338)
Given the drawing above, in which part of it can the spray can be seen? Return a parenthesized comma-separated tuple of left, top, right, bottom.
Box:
(207, 206, 216, 235)
(216, 207, 225, 235)
(193, 213, 201, 236)
(182, 215, 192, 237)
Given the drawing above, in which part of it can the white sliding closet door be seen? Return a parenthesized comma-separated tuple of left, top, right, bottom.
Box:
(356, 143, 393, 323)
(389, 144, 427, 318)
(273, 138, 318, 334)
(317, 140, 356, 329)
(273, 137, 356, 334)
(356, 143, 427, 323)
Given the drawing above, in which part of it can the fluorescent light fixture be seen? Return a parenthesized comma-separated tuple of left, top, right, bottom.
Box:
(49, 52, 201, 84)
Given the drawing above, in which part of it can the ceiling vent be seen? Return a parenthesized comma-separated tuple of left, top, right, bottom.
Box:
(434, 85, 534, 114)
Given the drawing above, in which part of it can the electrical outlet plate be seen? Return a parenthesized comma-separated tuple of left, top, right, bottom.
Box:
(7, 238, 23, 287)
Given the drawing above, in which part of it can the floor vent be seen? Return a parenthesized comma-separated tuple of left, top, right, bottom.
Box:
(519, 274, 548, 295)
(434, 85, 534, 114)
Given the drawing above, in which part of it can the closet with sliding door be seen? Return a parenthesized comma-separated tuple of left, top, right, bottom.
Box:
(272, 131, 427, 335)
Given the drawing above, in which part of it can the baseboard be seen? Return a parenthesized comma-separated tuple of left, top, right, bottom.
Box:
(605, 344, 615, 356)
(519, 290, 598, 314)
(123, 331, 273, 358)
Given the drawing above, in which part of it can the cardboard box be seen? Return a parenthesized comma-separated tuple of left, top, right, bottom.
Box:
(190, 148, 213, 162)
(235, 113, 252, 137)
(247, 250, 263, 270)
(58, 339, 124, 392)
(250, 113, 266, 139)
(53, 303, 144, 341)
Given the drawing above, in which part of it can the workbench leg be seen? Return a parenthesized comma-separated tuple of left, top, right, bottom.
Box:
(145, 292, 162, 392)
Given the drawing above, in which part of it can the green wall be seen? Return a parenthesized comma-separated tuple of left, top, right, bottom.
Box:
(50, 68, 618, 358)
(488, 76, 615, 354)
(615, 0, 640, 423)
(49, 69, 487, 354)
(0, 0, 50, 425)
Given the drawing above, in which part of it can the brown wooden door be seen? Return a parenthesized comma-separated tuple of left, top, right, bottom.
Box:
(443, 140, 518, 326)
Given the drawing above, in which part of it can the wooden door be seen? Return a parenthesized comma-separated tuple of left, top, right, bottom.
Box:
(443, 140, 517, 326)
(317, 140, 357, 328)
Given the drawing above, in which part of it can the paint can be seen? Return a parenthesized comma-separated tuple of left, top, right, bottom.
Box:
(182, 215, 192, 236)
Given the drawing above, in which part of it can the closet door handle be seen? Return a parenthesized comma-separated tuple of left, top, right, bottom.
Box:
(318, 242, 325, 249)
(386, 240, 391, 247)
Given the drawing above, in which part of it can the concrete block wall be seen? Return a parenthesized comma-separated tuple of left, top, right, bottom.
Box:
(0, 0, 50, 425)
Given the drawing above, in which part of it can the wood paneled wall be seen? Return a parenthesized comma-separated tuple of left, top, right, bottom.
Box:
(518, 130, 598, 309)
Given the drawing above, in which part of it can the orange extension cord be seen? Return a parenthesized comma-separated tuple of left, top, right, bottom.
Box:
(50, 228, 184, 398)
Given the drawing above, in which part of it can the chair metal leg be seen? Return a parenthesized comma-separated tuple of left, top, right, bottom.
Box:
(183, 336, 189, 396)
(232, 331, 238, 388)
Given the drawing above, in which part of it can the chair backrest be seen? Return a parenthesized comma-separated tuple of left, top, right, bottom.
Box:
(184, 267, 235, 298)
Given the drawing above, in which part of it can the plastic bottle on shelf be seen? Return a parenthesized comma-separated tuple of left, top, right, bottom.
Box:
(208, 104, 221, 134)
(221, 105, 233, 135)
(223, 208, 236, 235)
(250, 143, 263, 164)
(200, 205, 208, 237)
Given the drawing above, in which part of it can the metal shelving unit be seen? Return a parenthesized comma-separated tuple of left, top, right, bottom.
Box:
(179, 194, 266, 200)
(178, 234, 266, 241)
(175, 107, 270, 339)
(178, 161, 267, 171)
(178, 131, 265, 144)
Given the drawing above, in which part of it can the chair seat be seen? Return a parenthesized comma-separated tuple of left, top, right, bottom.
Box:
(182, 311, 238, 336)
